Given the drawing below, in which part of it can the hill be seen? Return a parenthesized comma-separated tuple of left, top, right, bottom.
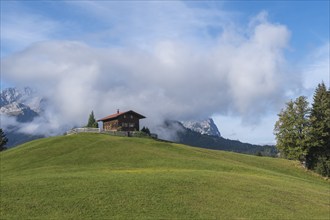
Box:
(1, 133, 329, 219)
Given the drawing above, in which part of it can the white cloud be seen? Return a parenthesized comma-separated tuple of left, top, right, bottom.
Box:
(1, 1, 300, 144)
(2, 10, 292, 139)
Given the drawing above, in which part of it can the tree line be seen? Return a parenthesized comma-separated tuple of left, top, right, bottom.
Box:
(274, 82, 330, 177)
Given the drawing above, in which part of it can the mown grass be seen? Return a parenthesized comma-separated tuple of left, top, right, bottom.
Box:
(1, 133, 329, 219)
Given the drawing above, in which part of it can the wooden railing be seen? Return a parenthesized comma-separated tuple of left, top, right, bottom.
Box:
(66, 128, 158, 139)
(66, 128, 100, 135)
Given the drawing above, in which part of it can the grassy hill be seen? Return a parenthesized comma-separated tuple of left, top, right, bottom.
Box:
(1, 133, 329, 219)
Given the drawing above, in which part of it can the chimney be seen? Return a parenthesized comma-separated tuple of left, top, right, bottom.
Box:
(117, 109, 119, 114)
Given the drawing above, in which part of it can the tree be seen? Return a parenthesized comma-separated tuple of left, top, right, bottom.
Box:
(86, 111, 98, 128)
(274, 96, 310, 162)
(141, 126, 151, 135)
(306, 82, 330, 175)
(0, 128, 8, 151)
(274, 83, 330, 177)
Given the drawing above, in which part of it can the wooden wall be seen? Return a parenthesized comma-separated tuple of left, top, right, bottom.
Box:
(102, 113, 141, 131)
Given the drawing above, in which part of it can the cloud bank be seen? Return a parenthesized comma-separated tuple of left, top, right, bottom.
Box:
(2, 13, 291, 135)
(2, 2, 303, 139)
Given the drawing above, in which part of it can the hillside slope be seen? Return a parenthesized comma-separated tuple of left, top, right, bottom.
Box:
(1, 134, 329, 219)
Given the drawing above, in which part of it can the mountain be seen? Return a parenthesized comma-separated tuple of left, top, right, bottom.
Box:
(1, 102, 39, 123)
(0, 87, 44, 147)
(159, 120, 277, 156)
(0, 87, 43, 118)
(1, 87, 42, 111)
(1, 87, 275, 156)
(181, 118, 221, 137)
(1, 133, 328, 219)
(1, 87, 30, 105)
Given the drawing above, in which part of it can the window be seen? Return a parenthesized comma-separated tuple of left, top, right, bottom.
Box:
(130, 115, 133, 119)
(124, 115, 126, 118)
(129, 123, 135, 127)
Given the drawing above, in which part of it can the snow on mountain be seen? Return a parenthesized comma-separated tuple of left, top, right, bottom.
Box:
(0, 87, 45, 124)
(1, 87, 45, 147)
(1, 87, 24, 105)
(0, 102, 28, 115)
(181, 118, 221, 137)
(1, 87, 43, 115)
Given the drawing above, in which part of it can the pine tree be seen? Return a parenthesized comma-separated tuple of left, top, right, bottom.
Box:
(0, 128, 8, 151)
(274, 96, 310, 162)
(306, 82, 330, 175)
(274, 100, 295, 158)
(87, 111, 98, 128)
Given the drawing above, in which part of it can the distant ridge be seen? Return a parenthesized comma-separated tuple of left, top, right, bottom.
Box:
(181, 118, 221, 137)
(161, 120, 277, 156)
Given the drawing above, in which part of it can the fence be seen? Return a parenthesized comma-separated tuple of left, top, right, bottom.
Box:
(66, 128, 158, 139)
(101, 130, 131, 137)
(66, 128, 100, 135)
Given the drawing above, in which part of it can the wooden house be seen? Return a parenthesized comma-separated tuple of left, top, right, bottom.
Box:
(97, 110, 146, 132)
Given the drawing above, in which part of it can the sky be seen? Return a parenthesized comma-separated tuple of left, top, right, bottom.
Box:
(1, 1, 329, 144)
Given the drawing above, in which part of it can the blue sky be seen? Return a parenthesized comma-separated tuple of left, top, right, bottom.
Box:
(2, 1, 328, 60)
(225, 1, 329, 59)
(1, 1, 329, 144)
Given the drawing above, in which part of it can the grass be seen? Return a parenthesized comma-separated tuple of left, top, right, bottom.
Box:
(1, 133, 329, 219)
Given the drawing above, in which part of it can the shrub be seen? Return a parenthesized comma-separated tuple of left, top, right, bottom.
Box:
(314, 156, 330, 177)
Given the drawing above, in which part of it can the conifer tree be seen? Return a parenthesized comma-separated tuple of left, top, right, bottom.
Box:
(87, 111, 98, 128)
(141, 126, 151, 135)
(0, 128, 8, 151)
(274, 96, 310, 161)
(306, 82, 330, 175)
(274, 83, 330, 176)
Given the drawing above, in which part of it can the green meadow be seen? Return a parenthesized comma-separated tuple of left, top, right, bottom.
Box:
(1, 133, 329, 219)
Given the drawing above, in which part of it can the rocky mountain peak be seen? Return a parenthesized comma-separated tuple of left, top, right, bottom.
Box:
(1, 87, 43, 113)
(1, 87, 34, 105)
(181, 118, 221, 137)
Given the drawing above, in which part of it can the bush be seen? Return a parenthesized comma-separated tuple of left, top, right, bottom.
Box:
(141, 127, 151, 135)
(314, 156, 330, 177)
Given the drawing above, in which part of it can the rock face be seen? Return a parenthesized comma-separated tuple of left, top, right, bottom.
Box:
(1, 102, 39, 123)
(181, 118, 221, 137)
(1, 87, 34, 105)
(1, 87, 43, 116)
(1, 87, 44, 147)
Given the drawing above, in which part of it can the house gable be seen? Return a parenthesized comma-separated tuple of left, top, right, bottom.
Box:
(98, 110, 146, 132)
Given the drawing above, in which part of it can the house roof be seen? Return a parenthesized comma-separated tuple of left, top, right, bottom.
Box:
(97, 110, 146, 122)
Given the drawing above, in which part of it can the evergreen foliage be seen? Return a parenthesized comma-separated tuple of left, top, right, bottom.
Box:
(0, 128, 8, 151)
(141, 126, 151, 135)
(306, 82, 330, 175)
(86, 111, 98, 128)
(274, 82, 330, 176)
(274, 96, 310, 161)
